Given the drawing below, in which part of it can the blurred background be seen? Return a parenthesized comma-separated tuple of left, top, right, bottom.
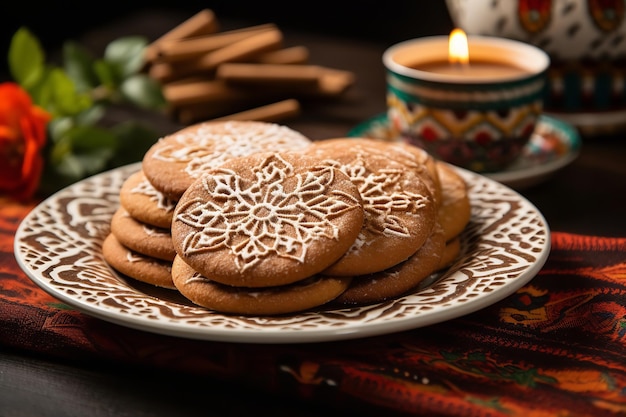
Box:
(0, 1, 454, 78)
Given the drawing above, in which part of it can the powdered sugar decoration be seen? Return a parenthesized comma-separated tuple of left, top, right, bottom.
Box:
(151, 122, 311, 179)
(324, 155, 429, 252)
(175, 154, 361, 272)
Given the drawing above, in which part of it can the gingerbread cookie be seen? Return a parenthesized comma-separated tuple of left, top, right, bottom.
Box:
(334, 224, 446, 305)
(119, 170, 177, 229)
(142, 120, 313, 200)
(171, 151, 364, 288)
(308, 137, 442, 208)
(102, 234, 175, 289)
(110, 208, 176, 262)
(171, 256, 352, 315)
(304, 143, 438, 276)
(436, 162, 471, 242)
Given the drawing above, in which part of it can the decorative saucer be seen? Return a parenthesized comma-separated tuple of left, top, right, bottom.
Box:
(348, 114, 582, 190)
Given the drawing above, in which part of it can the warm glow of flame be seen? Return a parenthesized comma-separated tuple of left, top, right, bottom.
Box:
(449, 28, 469, 65)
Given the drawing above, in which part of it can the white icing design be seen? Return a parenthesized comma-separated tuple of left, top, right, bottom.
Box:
(324, 154, 429, 253)
(186, 271, 207, 284)
(131, 179, 176, 212)
(151, 122, 311, 179)
(126, 251, 143, 263)
(175, 154, 360, 272)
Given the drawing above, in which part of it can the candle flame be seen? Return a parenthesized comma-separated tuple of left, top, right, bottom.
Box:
(449, 28, 469, 65)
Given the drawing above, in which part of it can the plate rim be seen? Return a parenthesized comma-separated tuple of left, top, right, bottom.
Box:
(14, 163, 551, 344)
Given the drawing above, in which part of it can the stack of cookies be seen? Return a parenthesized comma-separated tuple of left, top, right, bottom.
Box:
(303, 138, 471, 306)
(102, 120, 312, 292)
(102, 171, 178, 289)
(103, 120, 471, 315)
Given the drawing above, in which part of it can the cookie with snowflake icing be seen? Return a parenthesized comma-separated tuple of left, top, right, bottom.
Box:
(119, 170, 177, 229)
(307, 137, 442, 209)
(305, 143, 438, 276)
(142, 120, 313, 200)
(171, 151, 364, 288)
(171, 255, 352, 315)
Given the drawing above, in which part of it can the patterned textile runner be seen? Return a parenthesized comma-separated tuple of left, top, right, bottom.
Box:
(2, 196, 626, 417)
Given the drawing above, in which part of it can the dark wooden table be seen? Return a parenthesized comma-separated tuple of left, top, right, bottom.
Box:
(2, 8, 626, 417)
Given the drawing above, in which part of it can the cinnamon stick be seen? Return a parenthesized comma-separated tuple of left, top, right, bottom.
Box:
(216, 63, 323, 85)
(253, 46, 310, 65)
(156, 24, 277, 63)
(150, 28, 283, 82)
(145, 9, 219, 63)
(214, 66, 355, 96)
(163, 79, 249, 107)
(175, 99, 258, 124)
(317, 68, 356, 95)
(211, 99, 301, 123)
(202, 28, 283, 68)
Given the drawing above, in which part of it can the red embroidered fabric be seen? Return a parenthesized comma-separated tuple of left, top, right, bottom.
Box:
(2, 197, 626, 416)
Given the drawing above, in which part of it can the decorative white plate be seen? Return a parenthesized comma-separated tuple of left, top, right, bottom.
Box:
(14, 162, 550, 344)
(349, 114, 582, 190)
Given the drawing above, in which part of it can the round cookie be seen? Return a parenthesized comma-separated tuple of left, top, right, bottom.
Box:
(172, 256, 352, 315)
(142, 120, 313, 200)
(436, 162, 471, 242)
(110, 208, 176, 261)
(305, 143, 438, 276)
(102, 234, 175, 289)
(171, 151, 364, 288)
(119, 170, 177, 229)
(333, 224, 446, 306)
(308, 137, 442, 208)
(438, 236, 461, 270)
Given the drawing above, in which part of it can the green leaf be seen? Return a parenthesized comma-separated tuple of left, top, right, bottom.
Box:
(48, 116, 74, 144)
(8, 27, 45, 90)
(93, 59, 119, 91)
(120, 74, 166, 110)
(104, 36, 148, 77)
(49, 136, 73, 166)
(63, 41, 99, 92)
(48, 68, 93, 117)
(49, 124, 118, 178)
(28, 66, 55, 110)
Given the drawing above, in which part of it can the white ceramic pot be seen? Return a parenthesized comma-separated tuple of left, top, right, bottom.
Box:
(446, 0, 626, 60)
(446, 0, 626, 134)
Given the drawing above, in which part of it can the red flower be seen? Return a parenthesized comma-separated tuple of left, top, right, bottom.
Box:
(0, 82, 51, 201)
